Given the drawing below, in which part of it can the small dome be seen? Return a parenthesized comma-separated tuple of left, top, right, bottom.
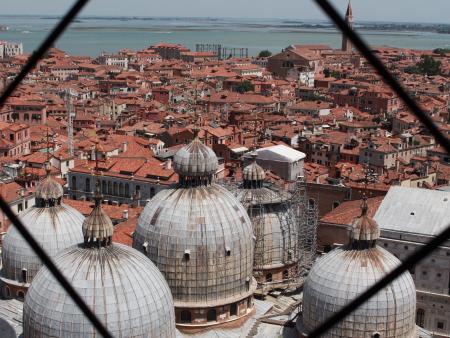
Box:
(35, 176, 64, 200)
(350, 199, 380, 242)
(82, 203, 113, 244)
(133, 184, 255, 305)
(1, 204, 84, 284)
(243, 152, 265, 182)
(173, 137, 218, 178)
(23, 243, 177, 338)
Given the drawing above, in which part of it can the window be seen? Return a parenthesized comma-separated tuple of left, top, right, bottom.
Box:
(283, 270, 289, 280)
(72, 176, 76, 189)
(180, 310, 191, 323)
(416, 309, 425, 327)
(22, 268, 27, 283)
(207, 308, 216, 322)
(85, 178, 90, 192)
(230, 303, 237, 317)
(18, 203, 23, 212)
(332, 201, 340, 209)
(5, 286, 10, 298)
(266, 273, 273, 283)
(437, 321, 444, 330)
(125, 184, 130, 198)
(150, 187, 155, 198)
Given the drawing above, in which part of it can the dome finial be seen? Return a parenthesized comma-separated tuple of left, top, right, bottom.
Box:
(349, 164, 380, 248)
(192, 110, 201, 139)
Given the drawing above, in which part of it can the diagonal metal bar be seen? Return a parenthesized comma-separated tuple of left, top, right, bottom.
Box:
(305, 222, 450, 337)
(0, 0, 90, 108)
(303, 0, 450, 337)
(0, 197, 114, 338)
(314, 0, 450, 156)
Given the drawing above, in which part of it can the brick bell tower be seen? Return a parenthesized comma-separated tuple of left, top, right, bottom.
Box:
(342, 0, 354, 52)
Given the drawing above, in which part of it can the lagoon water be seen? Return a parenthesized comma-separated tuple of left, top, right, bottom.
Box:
(1, 16, 450, 56)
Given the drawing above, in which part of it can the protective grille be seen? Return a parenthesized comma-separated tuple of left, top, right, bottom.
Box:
(0, 1, 448, 338)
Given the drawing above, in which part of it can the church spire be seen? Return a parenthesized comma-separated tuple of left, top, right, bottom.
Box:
(342, 0, 354, 53)
(345, 0, 353, 18)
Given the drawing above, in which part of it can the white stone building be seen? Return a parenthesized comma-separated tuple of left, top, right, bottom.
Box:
(375, 187, 450, 338)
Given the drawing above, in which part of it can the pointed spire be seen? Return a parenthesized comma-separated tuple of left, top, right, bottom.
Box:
(346, 0, 353, 18)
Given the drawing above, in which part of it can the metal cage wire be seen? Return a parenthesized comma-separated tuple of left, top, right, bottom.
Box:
(0, 0, 447, 338)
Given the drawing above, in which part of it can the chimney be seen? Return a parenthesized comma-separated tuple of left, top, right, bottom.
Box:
(122, 210, 129, 220)
(122, 141, 128, 153)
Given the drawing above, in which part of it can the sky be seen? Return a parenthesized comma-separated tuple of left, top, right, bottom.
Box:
(2, 0, 450, 24)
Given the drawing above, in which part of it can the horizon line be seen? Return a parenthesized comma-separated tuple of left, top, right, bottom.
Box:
(0, 14, 450, 26)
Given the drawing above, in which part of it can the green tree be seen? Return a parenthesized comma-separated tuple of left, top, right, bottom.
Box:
(405, 55, 441, 76)
(258, 50, 272, 58)
(433, 48, 450, 55)
(235, 80, 254, 93)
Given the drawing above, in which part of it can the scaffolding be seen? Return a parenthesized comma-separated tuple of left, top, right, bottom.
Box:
(221, 173, 317, 294)
(289, 176, 318, 276)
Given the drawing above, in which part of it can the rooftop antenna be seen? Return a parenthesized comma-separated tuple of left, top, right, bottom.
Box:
(192, 110, 201, 139)
(45, 123, 52, 177)
(65, 90, 74, 157)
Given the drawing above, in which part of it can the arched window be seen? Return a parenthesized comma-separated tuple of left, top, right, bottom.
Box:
(308, 198, 316, 209)
(71, 176, 76, 190)
(17, 291, 25, 300)
(416, 308, 425, 328)
(119, 183, 124, 197)
(85, 178, 90, 192)
(230, 303, 237, 317)
(207, 308, 216, 322)
(125, 184, 130, 198)
(180, 310, 191, 323)
(266, 273, 273, 283)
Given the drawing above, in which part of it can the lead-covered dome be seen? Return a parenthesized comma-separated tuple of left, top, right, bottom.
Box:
(23, 181, 177, 338)
(243, 152, 265, 183)
(134, 137, 256, 329)
(173, 137, 218, 178)
(1, 172, 84, 289)
(299, 199, 417, 338)
(23, 243, 176, 338)
(35, 175, 64, 203)
(134, 184, 255, 305)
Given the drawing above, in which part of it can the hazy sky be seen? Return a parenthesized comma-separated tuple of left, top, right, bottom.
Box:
(2, 0, 450, 23)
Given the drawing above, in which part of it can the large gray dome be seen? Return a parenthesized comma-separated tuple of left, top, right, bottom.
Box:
(301, 246, 417, 337)
(1, 204, 84, 284)
(133, 184, 255, 306)
(23, 243, 177, 338)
